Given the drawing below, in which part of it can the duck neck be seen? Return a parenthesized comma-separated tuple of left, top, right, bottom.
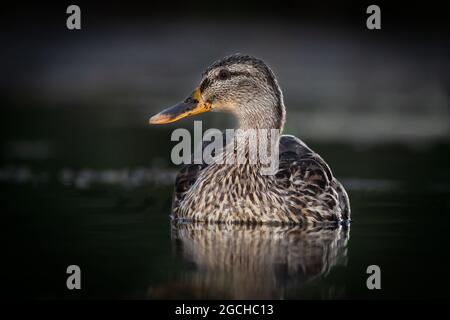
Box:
(235, 97, 285, 132)
(221, 126, 280, 175)
(219, 95, 285, 173)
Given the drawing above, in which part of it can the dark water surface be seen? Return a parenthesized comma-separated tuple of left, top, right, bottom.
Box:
(2, 118, 449, 299)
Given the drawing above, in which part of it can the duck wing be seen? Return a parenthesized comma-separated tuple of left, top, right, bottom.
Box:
(172, 162, 207, 215)
(277, 135, 350, 221)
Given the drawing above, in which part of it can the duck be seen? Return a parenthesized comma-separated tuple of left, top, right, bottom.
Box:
(149, 54, 350, 225)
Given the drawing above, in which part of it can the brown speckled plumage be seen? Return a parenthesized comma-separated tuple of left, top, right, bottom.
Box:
(167, 54, 350, 225)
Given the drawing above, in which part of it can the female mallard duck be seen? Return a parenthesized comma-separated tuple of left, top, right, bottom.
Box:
(150, 54, 350, 225)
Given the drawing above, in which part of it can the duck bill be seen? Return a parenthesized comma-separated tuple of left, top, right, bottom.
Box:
(149, 88, 212, 124)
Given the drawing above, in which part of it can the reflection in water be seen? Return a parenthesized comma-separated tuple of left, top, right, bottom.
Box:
(150, 223, 350, 299)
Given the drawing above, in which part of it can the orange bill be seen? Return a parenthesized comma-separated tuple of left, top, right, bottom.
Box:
(149, 88, 212, 124)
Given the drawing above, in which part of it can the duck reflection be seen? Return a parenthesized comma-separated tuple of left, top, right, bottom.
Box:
(150, 223, 349, 299)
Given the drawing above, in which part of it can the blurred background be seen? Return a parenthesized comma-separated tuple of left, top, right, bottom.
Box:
(1, 1, 449, 299)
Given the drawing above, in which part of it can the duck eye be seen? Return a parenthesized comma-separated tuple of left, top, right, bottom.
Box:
(218, 69, 231, 80)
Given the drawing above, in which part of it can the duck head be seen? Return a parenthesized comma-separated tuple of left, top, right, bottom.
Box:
(149, 54, 286, 130)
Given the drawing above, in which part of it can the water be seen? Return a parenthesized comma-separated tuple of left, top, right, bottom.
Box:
(2, 119, 449, 299)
